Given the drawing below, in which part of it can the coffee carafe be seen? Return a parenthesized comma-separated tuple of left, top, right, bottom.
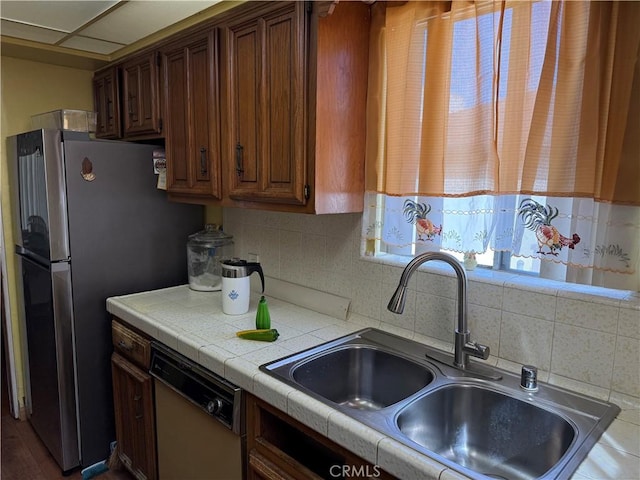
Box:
(221, 259, 265, 315)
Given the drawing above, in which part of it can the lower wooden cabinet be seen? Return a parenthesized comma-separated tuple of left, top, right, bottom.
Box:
(246, 393, 396, 480)
(248, 450, 296, 480)
(111, 319, 157, 480)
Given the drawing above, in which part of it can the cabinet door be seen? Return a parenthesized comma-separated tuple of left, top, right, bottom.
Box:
(225, 3, 307, 205)
(122, 53, 161, 137)
(111, 353, 157, 480)
(246, 393, 397, 480)
(227, 19, 260, 197)
(93, 67, 120, 139)
(163, 30, 221, 198)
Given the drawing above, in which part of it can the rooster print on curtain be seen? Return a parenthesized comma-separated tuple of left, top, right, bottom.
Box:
(518, 199, 581, 255)
(403, 200, 442, 241)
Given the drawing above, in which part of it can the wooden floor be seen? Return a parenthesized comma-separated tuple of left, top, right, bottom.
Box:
(1, 376, 133, 480)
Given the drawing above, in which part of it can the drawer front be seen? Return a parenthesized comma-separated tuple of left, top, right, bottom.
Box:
(112, 319, 151, 368)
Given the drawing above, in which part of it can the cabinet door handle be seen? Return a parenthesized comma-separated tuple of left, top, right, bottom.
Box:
(128, 94, 137, 121)
(200, 147, 207, 175)
(106, 99, 113, 121)
(118, 340, 132, 351)
(133, 394, 143, 420)
(235, 143, 244, 176)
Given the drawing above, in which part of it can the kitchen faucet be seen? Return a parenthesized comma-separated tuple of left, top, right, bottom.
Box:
(388, 252, 500, 379)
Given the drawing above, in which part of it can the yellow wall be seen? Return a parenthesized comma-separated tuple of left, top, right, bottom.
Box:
(0, 56, 94, 408)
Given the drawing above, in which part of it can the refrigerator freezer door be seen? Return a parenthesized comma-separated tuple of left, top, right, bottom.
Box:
(20, 256, 79, 471)
(11, 130, 71, 263)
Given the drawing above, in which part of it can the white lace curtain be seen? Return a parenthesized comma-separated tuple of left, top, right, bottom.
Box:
(362, 1, 640, 291)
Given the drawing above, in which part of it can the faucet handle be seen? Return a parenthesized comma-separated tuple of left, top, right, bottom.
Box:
(463, 341, 490, 360)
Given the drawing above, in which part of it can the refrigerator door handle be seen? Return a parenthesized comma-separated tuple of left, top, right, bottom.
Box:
(15, 245, 62, 266)
(45, 132, 71, 261)
(50, 261, 79, 457)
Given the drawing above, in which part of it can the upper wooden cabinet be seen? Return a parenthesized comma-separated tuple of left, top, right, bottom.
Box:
(93, 67, 121, 139)
(121, 53, 162, 137)
(92, 1, 370, 213)
(161, 29, 221, 198)
(223, 2, 306, 206)
(214, 1, 370, 213)
(93, 53, 162, 140)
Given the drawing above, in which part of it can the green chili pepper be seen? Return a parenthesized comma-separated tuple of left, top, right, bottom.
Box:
(236, 328, 280, 342)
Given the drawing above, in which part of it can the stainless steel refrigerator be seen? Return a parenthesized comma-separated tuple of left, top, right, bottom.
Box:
(9, 129, 204, 472)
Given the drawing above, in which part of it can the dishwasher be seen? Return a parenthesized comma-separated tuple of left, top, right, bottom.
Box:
(149, 342, 245, 479)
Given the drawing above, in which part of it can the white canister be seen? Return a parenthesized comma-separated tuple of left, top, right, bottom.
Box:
(221, 259, 265, 315)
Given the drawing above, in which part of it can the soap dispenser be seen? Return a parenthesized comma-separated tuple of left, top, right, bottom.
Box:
(221, 259, 265, 315)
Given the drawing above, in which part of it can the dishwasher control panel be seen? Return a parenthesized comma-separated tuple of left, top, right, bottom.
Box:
(149, 342, 243, 434)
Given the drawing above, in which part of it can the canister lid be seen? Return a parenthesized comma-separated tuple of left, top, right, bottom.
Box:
(187, 224, 233, 248)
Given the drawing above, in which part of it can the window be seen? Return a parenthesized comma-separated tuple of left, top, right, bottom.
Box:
(362, 1, 640, 291)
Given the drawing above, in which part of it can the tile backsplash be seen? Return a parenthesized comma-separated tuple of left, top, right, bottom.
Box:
(223, 208, 640, 407)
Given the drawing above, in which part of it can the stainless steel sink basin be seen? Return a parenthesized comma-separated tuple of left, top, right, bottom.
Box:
(262, 331, 435, 410)
(260, 328, 620, 479)
(292, 345, 434, 410)
(396, 384, 575, 480)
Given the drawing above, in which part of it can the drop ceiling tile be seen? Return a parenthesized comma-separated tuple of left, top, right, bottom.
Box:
(0, 1, 118, 33)
(1, 19, 66, 45)
(60, 35, 125, 55)
(79, 1, 220, 44)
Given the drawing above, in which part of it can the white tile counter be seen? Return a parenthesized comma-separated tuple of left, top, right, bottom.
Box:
(107, 285, 640, 480)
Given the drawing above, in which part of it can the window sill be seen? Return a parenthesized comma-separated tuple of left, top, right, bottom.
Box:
(362, 252, 639, 307)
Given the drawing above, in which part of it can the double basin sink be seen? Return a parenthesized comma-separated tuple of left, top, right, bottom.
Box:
(260, 328, 620, 480)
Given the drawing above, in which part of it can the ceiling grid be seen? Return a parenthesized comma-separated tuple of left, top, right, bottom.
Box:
(0, 0, 221, 59)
